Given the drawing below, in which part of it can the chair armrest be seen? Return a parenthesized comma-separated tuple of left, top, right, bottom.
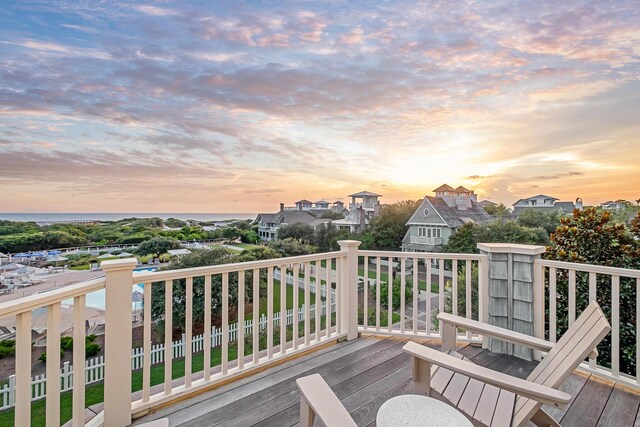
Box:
(438, 312, 554, 352)
(403, 342, 571, 408)
(296, 374, 356, 427)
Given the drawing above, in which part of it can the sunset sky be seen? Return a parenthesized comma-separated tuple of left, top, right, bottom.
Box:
(0, 0, 638, 213)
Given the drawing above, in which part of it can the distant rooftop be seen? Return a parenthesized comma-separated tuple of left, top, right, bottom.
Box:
(348, 191, 381, 197)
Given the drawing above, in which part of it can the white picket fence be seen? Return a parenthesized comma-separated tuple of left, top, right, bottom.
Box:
(0, 301, 331, 411)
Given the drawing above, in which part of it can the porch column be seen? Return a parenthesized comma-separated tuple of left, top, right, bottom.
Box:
(477, 243, 546, 360)
(338, 240, 361, 340)
(101, 258, 137, 426)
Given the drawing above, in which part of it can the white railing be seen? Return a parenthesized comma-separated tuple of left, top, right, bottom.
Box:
(2, 240, 639, 426)
(536, 259, 640, 388)
(0, 276, 106, 426)
(409, 236, 443, 245)
(357, 250, 487, 341)
(0, 302, 331, 411)
(126, 246, 354, 425)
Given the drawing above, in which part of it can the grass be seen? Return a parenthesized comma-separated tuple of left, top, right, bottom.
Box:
(69, 264, 90, 271)
(0, 280, 324, 426)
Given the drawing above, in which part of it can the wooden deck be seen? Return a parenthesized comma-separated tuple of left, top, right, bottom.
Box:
(133, 335, 640, 427)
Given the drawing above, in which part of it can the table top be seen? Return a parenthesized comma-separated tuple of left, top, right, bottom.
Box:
(376, 395, 473, 427)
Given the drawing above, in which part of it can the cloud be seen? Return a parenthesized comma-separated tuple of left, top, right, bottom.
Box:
(0, 0, 638, 210)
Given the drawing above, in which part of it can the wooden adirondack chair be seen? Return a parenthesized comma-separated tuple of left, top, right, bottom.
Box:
(403, 301, 611, 427)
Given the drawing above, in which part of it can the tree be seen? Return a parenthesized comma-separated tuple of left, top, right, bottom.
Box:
(443, 223, 478, 253)
(221, 226, 242, 242)
(277, 223, 315, 243)
(240, 229, 259, 244)
(517, 209, 562, 234)
(545, 207, 640, 374)
(443, 221, 548, 254)
(268, 238, 316, 257)
(136, 237, 181, 259)
(483, 203, 510, 217)
(631, 211, 640, 239)
(313, 222, 343, 252)
(367, 200, 421, 250)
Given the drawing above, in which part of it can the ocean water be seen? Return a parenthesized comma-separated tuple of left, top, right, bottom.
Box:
(0, 212, 257, 222)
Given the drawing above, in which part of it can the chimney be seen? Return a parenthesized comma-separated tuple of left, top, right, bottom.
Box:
(280, 203, 284, 212)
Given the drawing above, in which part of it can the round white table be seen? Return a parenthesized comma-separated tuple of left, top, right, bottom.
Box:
(377, 395, 473, 427)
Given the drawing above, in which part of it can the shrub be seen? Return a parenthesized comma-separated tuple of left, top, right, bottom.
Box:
(85, 343, 101, 358)
(60, 336, 73, 351)
(376, 277, 413, 310)
(39, 349, 64, 362)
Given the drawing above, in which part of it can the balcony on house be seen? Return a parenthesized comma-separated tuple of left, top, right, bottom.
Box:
(0, 242, 639, 426)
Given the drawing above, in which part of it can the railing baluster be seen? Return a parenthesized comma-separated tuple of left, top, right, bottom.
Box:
(315, 261, 321, 342)
(326, 259, 331, 338)
(222, 272, 229, 374)
(438, 258, 445, 334)
(465, 260, 471, 339)
(549, 268, 557, 342)
(376, 257, 381, 331)
(164, 279, 173, 395)
(204, 274, 212, 380)
(252, 269, 259, 365)
(46, 303, 61, 426)
(142, 282, 152, 402)
(267, 267, 274, 358)
(452, 260, 458, 317)
(612, 275, 620, 377)
(400, 257, 406, 333)
(304, 263, 311, 345)
(387, 257, 393, 332)
(280, 265, 287, 355)
(637, 278, 640, 385)
(293, 263, 300, 349)
(568, 270, 576, 326)
(425, 258, 432, 335)
(238, 270, 245, 370)
(363, 255, 368, 330)
(15, 311, 32, 426)
(412, 257, 418, 335)
(73, 295, 86, 426)
(185, 277, 193, 388)
(588, 272, 597, 370)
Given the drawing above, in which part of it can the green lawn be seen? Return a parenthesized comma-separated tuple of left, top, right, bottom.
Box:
(0, 281, 327, 426)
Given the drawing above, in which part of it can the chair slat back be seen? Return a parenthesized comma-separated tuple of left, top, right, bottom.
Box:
(513, 301, 611, 426)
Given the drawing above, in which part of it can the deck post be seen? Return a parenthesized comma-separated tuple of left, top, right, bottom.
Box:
(101, 258, 138, 426)
(338, 240, 361, 340)
(477, 243, 546, 360)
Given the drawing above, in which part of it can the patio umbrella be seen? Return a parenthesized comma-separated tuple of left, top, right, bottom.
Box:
(0, 263, 25, 272)
(12, 253, 31, 258)
(47, 250, 62, 255)
(46, 255, 68, 267)
(31, 252, 47, 258)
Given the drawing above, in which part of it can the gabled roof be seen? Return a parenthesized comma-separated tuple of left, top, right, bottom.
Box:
(348, 191, 381, 197)
(527, 194, 558, 201)
(275, 210, 317, 225)
(315, 200, 330, 204)
(455, 185, 472, 193)
(295, 199, 313, 204)
(255, 213, 276, 223)
(407, 196, 493, 228)
(433, 184, 455, 193)
(333, 200, 344, 205)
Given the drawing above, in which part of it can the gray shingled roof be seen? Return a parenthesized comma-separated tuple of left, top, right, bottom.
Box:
(407, 196, 493, 227)
(255, 213, 276, 223)
(275, 210, 317, 225)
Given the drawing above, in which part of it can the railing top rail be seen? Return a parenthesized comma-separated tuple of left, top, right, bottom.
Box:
(0, 276, 106, 319)
(536, 258, 640, 278)
(134, 250, 345, 283)
(358, 250, 487, 261)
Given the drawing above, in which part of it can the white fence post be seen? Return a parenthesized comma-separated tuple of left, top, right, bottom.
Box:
(338, 240, 361, 340)
(101, 258, 137, 427)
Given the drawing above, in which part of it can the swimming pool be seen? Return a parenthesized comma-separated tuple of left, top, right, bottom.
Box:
(60, 266, 157, 310)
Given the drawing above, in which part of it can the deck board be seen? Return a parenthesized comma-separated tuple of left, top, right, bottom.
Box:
(132, 336, 640, 427)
